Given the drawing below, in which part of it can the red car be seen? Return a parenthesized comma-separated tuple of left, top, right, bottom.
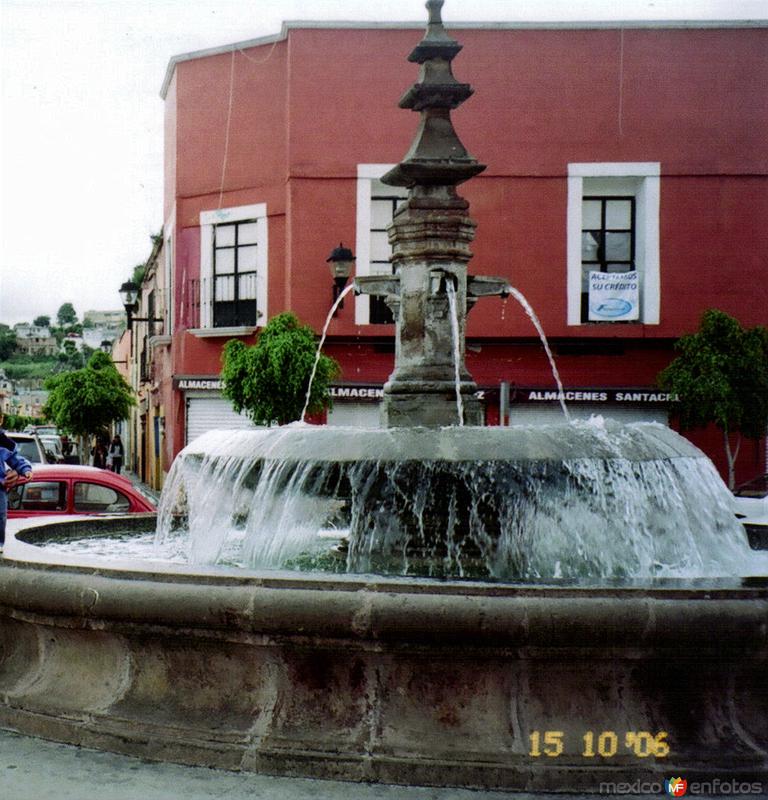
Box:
(7, 465, 156, 519)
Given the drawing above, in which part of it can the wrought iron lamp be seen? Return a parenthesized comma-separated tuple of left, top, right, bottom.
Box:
(326, 244, 355, 312)
(119, 281, 163, 331)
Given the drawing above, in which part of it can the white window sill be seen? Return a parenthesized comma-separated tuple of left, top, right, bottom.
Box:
(149, 334, 173, 349)
(187, 326, 258, 339)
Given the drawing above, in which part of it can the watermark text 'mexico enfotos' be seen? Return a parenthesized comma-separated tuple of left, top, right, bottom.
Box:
(599, 778, 764, 796)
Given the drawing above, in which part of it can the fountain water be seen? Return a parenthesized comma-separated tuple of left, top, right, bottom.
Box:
(1, 0, 766, 790)
(505, 284, 571, 421)
(444, 280, 465, 426)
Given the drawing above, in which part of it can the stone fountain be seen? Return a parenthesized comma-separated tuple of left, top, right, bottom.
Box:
(0, 1, 766, 791)
(355, 0, 507, 427)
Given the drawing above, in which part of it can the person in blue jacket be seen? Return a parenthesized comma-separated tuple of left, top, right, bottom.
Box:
(0, 421, 34, 550)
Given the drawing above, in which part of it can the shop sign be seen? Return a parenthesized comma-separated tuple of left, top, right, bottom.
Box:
(516, 388, 676, 405)
(175, 378, 223, 391)
(330, 385, 487, 403)
(330, 385, 384, 402)
(588, 271, 639, 322)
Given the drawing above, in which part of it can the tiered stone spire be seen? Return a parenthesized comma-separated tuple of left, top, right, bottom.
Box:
(382, 0, 485, 188)
(355, 0, 507, 427)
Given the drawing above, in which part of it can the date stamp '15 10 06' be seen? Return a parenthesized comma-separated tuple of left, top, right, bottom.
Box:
(529, 730, 670, 759)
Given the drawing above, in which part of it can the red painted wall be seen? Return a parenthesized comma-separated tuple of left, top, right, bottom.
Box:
(162, 23, 767, 480)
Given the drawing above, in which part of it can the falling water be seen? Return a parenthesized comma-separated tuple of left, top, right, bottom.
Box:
(150, 422, 758, 580)
(445, 281, 465, 426)
(505, 285, 571, 422)
(300, 282, 355, 423)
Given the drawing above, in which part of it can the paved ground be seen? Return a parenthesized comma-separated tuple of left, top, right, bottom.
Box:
(0, 729, 618, 800)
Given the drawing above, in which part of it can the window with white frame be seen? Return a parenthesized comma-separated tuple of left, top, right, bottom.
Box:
(567, 163, 660, 325)
(355, 165, 408, 325)
(199, 203, 268, 331)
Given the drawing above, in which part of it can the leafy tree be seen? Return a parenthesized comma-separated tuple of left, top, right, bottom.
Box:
(221, 312, 340, 426)
(659, 309, 768, 488)
(132, 263, 146, 287)
(0, 324, 16, 360)
(57, 302, 78, 327)
(33, 315, 51, 327)
(44, 351, 135, 446)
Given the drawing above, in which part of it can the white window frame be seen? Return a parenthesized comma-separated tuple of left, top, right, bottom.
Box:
(199, 203, 268, 331)
(355, 164, 406, 325)
(567, 163, 660, 326)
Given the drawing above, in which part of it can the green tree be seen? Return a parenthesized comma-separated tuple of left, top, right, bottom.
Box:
(221, 312, 340, 426)
(44, 351, 135, 448)
(0, 324, 16, 360)
(57, 302, 78, 327)
(659, 309, 768, 488)
(132, 263, 146, 287)
(33, 315, 51, 327)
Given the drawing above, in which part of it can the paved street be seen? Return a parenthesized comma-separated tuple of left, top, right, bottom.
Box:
(0, 729, 596, 800)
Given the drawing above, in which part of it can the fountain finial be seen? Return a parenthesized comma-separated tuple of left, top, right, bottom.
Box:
(381, 0, 484, 188)
(417, 1, 455, 53)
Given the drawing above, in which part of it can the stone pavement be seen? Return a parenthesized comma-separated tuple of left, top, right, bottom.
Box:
(0, 729, 611, 800)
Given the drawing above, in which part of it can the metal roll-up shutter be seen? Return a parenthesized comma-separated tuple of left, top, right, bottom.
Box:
(185, 394, 258, 444)
(326, 403, 382, 428)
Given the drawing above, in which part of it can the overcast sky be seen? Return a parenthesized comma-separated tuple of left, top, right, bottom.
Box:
(1, 0, 766, 327)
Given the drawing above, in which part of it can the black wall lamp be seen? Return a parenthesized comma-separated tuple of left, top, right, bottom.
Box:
(100, 340, 127, 365)
(326, 244, 355, 314)
(119, 281, 164, 331)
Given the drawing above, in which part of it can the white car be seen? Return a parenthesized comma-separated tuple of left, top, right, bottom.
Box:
(38, 434, 64, 463)
(4, 431, 47, 464)
(733, 474, 768, 549)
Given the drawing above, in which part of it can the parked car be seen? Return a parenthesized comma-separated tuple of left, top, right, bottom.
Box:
(4, 432, 47, 464)
(38, 434, 64, 463)
(7, 465, 156, 519)
(733, 474, 768, 550)
(23, 424, 59, 437)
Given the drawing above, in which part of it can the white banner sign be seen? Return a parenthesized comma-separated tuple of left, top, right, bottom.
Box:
(588, 270, 639, 322)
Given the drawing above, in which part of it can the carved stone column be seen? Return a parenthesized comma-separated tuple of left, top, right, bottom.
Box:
(378, 0, 486, 427)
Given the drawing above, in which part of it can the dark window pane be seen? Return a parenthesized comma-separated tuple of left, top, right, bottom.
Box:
(370, 296, 394, 324)
(214, 301, 258, 327)
(11, 481, 66, 511)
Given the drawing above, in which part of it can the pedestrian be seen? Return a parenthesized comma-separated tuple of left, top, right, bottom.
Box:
(0, 417, 33, 552)
(108, 434, 124, 474)
(91, 442, 107, 469)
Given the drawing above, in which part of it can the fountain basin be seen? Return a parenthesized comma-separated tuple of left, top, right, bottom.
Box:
(162, 422, 755, 580)
(0, 516, 766, 791)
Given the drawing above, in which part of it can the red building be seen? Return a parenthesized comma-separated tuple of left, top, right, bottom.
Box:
(143, 19, 767, 488)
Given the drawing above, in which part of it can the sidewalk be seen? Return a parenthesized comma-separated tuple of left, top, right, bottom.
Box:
(0, 729, 560, 800)
(123, 469, 161, 504)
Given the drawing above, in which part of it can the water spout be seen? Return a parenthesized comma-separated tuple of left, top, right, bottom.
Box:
(445, 280, 465, 426)
(505, 285, 571, 422)
(300, 282, 355, 423)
